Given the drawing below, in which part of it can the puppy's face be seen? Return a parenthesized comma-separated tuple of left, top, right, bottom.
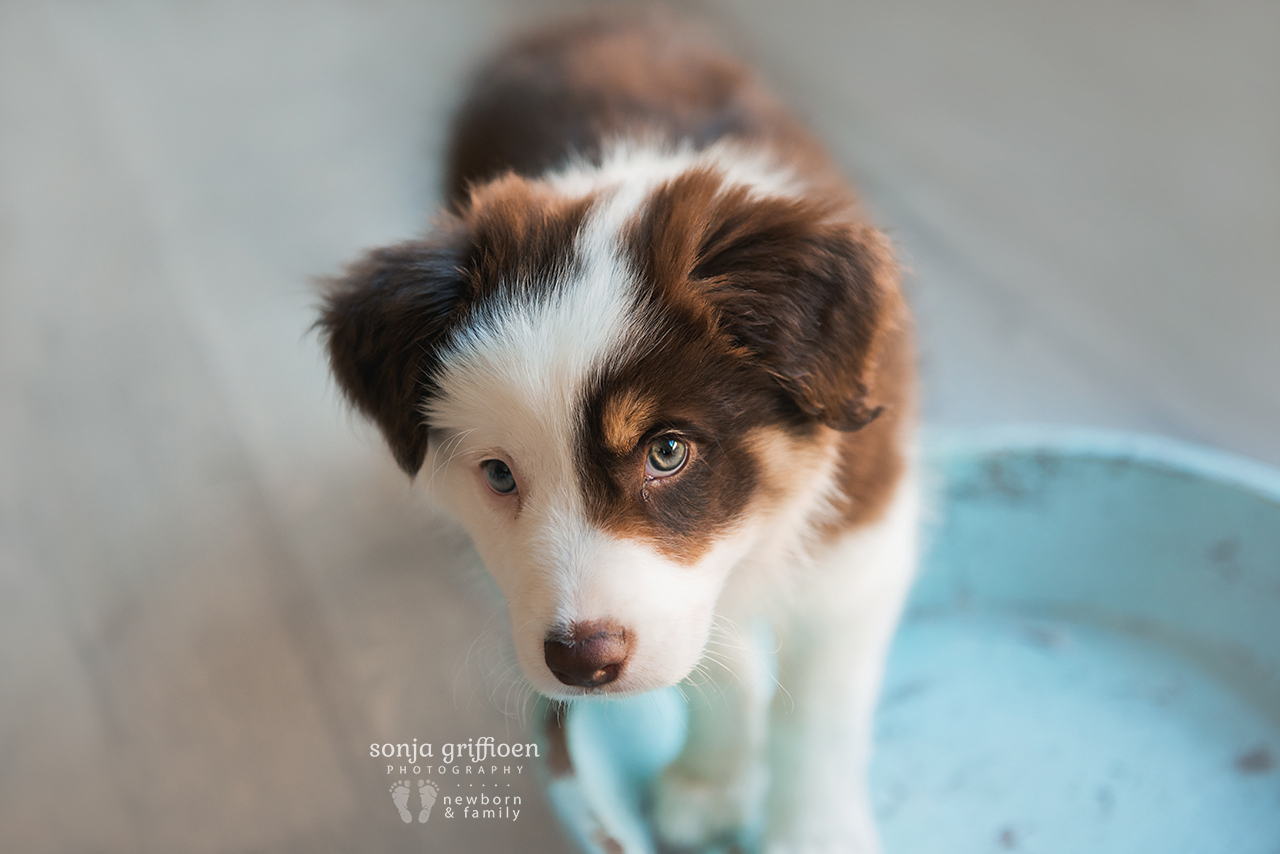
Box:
(319, 155, 896, 698)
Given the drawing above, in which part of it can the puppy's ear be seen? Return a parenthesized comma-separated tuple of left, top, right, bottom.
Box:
(693, 192, 898, 431)
(317, 220, 469, 475)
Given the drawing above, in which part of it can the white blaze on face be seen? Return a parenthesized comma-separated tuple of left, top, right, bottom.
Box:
(421, 181, 710, 696)
(421, 145, 810, 697)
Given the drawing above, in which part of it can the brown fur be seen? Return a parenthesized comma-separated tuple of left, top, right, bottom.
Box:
(445, 9, 835, 207)
(568, 172, 909, 559)
(320, 9, 913, 548)
(824, 300, 915, 536)
(542, 706, 573, 778)
(600, 388, 659, 455)
(317, 179, 594, 473)
(626, 168, 895, 432)
(578, 317, 789, 564)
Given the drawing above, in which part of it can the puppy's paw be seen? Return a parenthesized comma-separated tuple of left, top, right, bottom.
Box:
(651, 763, 765, 849)
(762, 839, 880, 854)
(762, 840, 879, 854)
(760, 810, 881, 854)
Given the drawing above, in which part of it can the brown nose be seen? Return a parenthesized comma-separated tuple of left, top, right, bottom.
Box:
(544, 620, 631, 688)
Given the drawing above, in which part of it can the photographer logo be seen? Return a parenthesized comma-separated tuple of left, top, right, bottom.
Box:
(372, 736, 535, 825)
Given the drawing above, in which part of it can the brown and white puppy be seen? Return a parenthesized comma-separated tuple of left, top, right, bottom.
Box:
(319, 11, 917, 852)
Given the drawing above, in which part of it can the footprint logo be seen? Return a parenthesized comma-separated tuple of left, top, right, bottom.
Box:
(418, 779, 439, 823)
(389, 779, 412, 823)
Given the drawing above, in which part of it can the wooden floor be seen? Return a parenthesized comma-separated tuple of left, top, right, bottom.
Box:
(2, 1, 1275, 851)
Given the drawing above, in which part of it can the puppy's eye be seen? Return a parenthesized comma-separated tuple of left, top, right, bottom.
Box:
(481, 459, 517, 495)
(645, 437, 688, 477)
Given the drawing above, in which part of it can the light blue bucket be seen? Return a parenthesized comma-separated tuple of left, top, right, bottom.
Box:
(536, 429, 1280, 853)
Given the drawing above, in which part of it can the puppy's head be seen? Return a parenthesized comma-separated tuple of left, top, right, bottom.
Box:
(318, 158, 898, 698)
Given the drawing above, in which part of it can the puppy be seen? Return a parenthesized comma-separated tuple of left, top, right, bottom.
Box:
(318, 11, 917, 852)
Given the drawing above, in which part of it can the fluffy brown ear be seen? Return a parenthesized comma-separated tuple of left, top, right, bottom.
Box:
(691, 190, 898, 431)
(317, 222, 469, 475)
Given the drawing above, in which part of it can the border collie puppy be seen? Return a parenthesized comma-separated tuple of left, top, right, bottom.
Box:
(319, 11, 917, 852)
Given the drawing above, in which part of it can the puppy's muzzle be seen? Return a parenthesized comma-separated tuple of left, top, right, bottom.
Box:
(543, 620, 631, 688)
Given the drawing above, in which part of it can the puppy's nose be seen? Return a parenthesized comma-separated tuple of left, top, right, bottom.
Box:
(544, 620, 631, 688)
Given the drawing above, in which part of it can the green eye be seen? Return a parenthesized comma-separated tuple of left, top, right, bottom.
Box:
(481, 459, 517, 494)
(646, 437, 689, 476)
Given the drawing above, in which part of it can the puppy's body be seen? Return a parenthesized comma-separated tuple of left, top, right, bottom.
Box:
(320, 12, 917, 852)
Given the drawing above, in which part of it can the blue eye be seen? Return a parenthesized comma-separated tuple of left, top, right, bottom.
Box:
(481, 459, 517, 494)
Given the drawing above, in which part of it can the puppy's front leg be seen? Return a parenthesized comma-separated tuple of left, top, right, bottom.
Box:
(765, 488, 918, 854)
(652, 621, 774, 849)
